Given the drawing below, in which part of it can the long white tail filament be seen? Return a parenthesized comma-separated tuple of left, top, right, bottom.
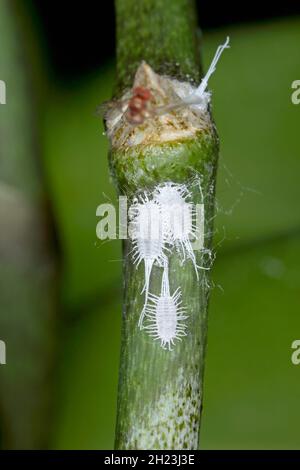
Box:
(183, 36, 230, 105)
(193, 36, 230, 98)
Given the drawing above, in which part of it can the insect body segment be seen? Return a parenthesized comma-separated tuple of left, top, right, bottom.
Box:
(125, 86, 153, 125)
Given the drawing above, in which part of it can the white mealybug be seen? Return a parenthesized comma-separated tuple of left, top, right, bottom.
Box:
(129, 194, 167, 329)
(144, 262, 188, 350)
(154, 183, 198, 276)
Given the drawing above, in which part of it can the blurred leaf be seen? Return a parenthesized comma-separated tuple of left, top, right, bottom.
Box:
(202, 234, 300, 449)
(53, 300, 121, 449)
(43, 64, 122, 307)
(207, 19, 300, 247)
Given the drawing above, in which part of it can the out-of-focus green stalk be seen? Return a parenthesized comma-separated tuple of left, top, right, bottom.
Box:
(0, 0, 58, 449)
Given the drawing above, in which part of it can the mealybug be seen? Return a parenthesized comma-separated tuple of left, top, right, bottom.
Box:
(129, 195, 167, 328)
(154, 183, 198, 276)
(144, 262, 188, 350)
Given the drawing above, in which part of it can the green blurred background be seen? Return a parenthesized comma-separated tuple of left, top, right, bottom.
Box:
(0, 0, 300, 449)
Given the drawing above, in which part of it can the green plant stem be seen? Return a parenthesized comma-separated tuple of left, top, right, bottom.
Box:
(110, 0, 219, 450)
(115, 0, 201, 92)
